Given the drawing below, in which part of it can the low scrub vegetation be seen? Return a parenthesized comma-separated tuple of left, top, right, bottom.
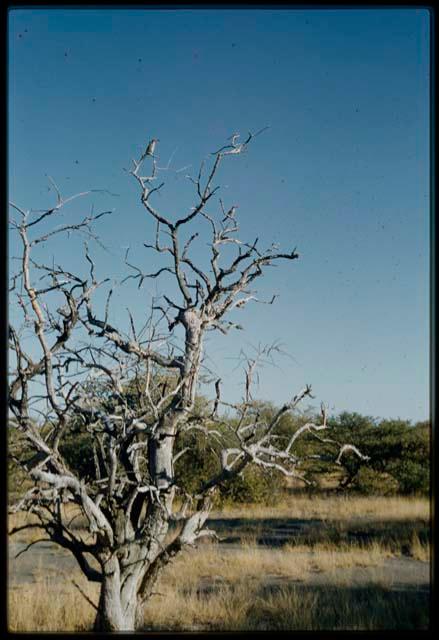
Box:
(173, 407, 431, 502)
(9, 408, 430, 506)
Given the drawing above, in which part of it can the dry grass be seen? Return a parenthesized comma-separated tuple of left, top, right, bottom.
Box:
(160, 545, 311, 586)
(9, 494, 429, 543)
(9, 504, 92, 544)
(157, 537, 398, 589)
(144, 548, 429, 631)
(242, 583, 429, 631)
(212, 494, 430, 522)
(410, 532, 430, 562)
(143, 578, 259, 631)
(8, 511, 42, 542)
(8, 563, 428, 632)
(7, 494, 431, 632)
(7, 540, 399, 632)
(285, 540, 394, 573)
(8, 576, 98, 632)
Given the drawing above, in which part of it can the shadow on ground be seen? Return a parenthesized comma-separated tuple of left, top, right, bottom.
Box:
(155, 581, 430, 631)
(207, 516, 430, 551)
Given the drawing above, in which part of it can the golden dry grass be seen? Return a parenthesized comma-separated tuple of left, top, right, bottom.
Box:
(8, 576, 98, 632)
(240, 583, 429, 630)
(8, 504, 92, 544)
(7, 494, 431, 632)
(9, 494, 429, 543)
(284, 540, 394, 572)
(8, 538, 424, 632)
(410, 532, 430, 562)
(8, 555, 429, 632)
(212, 494, 430, 522)
(156, 537, 400, 589)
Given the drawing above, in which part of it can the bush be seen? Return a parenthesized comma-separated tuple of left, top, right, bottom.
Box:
(352, 467, 399, 495)
(8, 422, 34, 499)
(173, 422, 287, 506)
(217, 466, 284, 505)
(387, 459, 430, 495)
(327, 414, 431, 496)
(59, 430, 97, 481)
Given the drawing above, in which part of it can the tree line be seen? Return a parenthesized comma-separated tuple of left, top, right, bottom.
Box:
(10, 397, 429, 503)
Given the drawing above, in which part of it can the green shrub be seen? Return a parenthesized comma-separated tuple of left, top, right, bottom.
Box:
(353, 467, 399, 495)
(8, 422, 34, 499)
(327, 414, 430, 496)
(217, 466, 284, 505)
(9, 390, 430, 504)
(387, 459, 430, 495)
(59, 430, 97, 481)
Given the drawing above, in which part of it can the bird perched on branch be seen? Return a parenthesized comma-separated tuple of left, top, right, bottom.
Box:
(222, 205, 237, 224)
(145, 138, 159, 157)
(228, 132, 240, 146)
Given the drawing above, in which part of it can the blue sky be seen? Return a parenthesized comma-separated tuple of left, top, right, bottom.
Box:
(8, 8, 430, 422)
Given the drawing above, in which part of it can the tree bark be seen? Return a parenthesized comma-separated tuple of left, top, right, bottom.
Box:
(93, 557, 140, 631)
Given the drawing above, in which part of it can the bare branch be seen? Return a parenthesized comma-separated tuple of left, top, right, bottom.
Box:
(8, 133, 368, 632)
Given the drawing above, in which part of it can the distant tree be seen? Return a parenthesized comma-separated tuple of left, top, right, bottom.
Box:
(384, 420, 430, 495)
(324, 413, 430, 495)
(8, 131, 368, 631)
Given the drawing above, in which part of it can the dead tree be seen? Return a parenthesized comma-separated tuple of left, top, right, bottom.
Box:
(8, 131, 369, 631)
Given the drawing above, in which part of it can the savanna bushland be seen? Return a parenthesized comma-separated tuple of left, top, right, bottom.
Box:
(8, 131, 430, 632)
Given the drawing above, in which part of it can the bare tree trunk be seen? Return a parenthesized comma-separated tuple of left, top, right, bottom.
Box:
(93, 557, 140, 631)
(9, 130, 371, 634)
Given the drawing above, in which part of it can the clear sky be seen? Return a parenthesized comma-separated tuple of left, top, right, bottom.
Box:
(8, 7, 430, 422)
